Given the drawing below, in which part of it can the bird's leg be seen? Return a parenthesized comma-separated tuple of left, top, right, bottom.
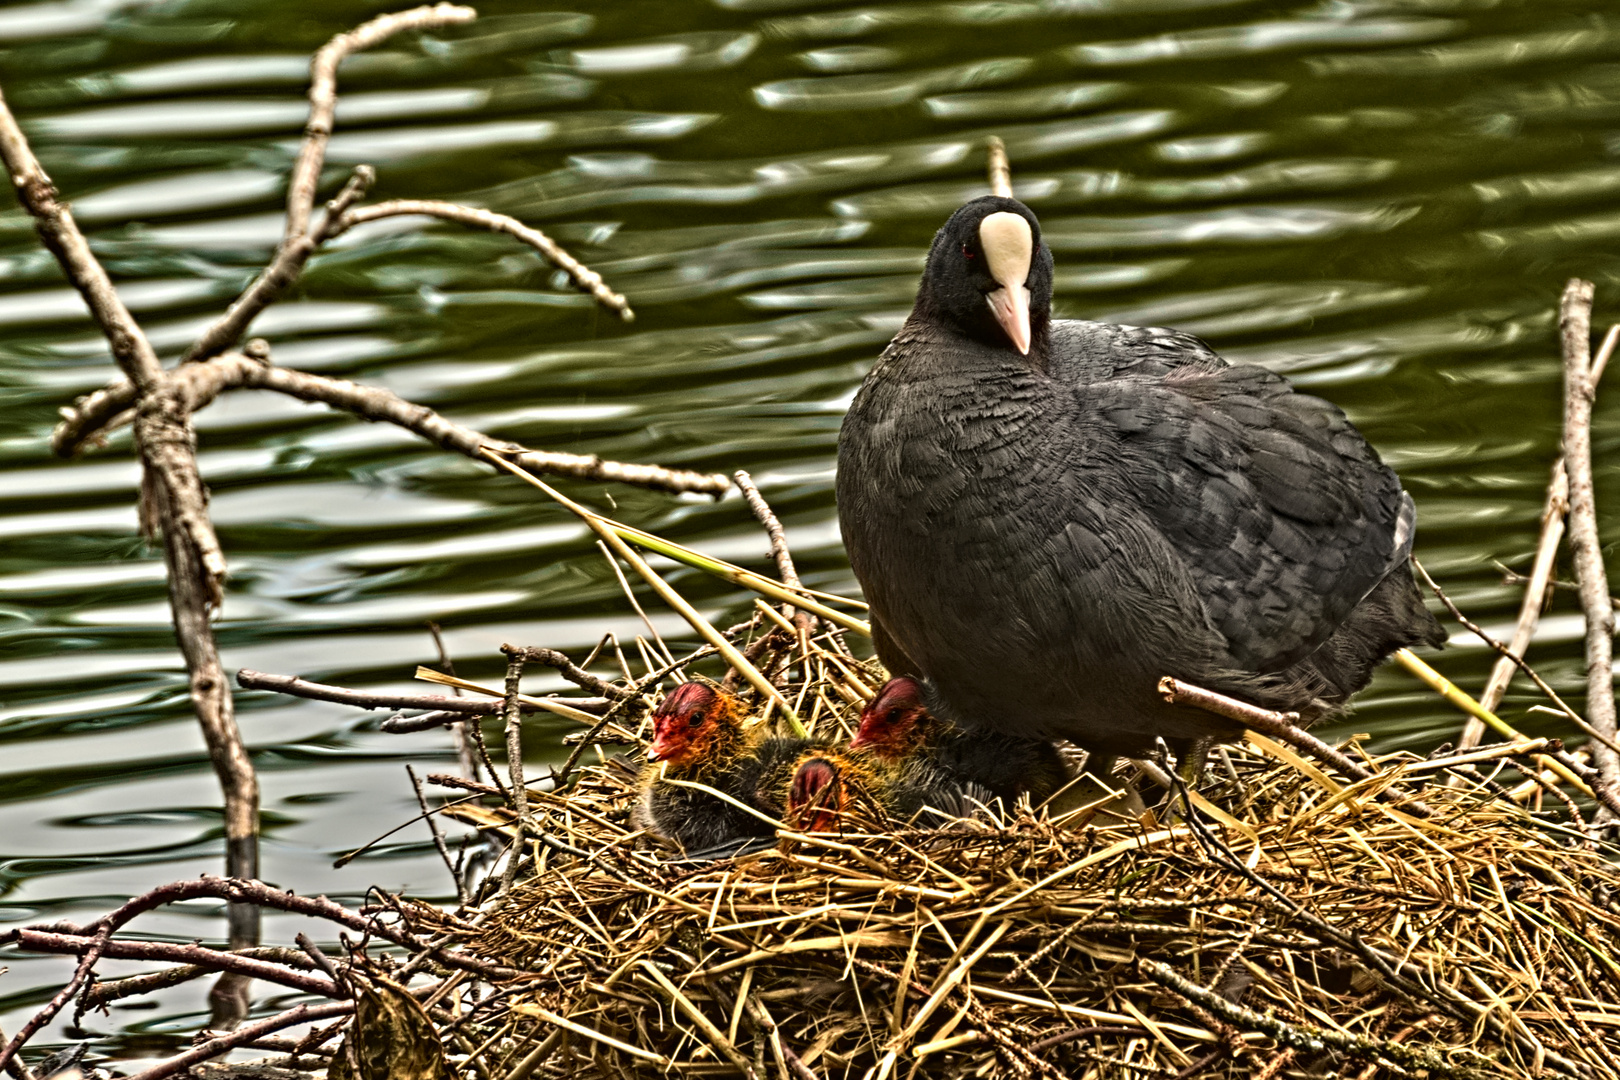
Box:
(1179, 737, 1213, 787)
(1156, 737, 1212, 824)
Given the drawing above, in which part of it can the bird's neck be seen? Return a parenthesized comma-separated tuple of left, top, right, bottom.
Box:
(892, 316, 1053, 376)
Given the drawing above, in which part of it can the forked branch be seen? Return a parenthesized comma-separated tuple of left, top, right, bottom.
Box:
(54, 352, 729, 495)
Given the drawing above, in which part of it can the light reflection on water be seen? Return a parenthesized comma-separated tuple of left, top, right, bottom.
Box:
(3, 0, 1620, 1057)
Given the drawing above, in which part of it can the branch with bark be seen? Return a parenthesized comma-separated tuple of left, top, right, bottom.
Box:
(53, 352, 728, 495)
(0, 0, 729, 1034)
(236, 668, 612, 716)
(1560, 279, 1620, 796)
(0, 875, 515, 1075)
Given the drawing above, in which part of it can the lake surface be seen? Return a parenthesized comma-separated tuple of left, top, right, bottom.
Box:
(4, 0, 1620, 1058)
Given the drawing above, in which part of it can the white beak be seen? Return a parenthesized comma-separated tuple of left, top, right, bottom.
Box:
(978, 211, 1034, 355)
(986, 283, 1031, 355)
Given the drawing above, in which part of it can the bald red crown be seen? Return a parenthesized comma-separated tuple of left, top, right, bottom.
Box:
(789, 756, 844, 833)
(647, 682, 727, 765)
(657, 681, 719, 724)
(851, 677, 927, 757)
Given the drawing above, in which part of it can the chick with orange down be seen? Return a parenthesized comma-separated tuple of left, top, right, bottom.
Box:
(633, 682, 818, 852)
(785, 746, 989, 834)
(850, 676, 1068, 808)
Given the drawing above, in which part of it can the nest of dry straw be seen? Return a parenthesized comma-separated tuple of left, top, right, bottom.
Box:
(409, 671, 1620, 1080)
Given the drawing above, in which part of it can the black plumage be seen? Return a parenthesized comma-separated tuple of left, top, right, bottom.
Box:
(836, 196, 1444, 757)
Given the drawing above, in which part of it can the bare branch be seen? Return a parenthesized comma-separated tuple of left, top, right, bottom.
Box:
(499, 649, 530, 895)
(54, 353, 730, 496)
(734, 470, 814, 635)
(1467, 461, 1568, 748)
(0, 87, 163, 393)
(1157, 676, 1433, 818)
(85, 946, 324, 1008)
(0, 79, 260, 1035)
(1560, 279, 1619, 790)
(9, 931, 339, 999)
(382, 709, 487, 733)
(236, 668, 607, 715)
(186, 175, 636, 363)
(286, 5, 474, 241)
(500, 646, 641, 702)
(5, 877, 514, 981)
(182, 166, 375, 364)
(334, 200, 633, 320)
(121, 1002, 356, 1080)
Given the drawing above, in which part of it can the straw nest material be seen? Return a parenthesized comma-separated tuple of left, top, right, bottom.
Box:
(407, 669, 1620, 1080)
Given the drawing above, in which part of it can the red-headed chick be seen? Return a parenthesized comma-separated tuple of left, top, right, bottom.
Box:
(785, 748, 987, 833)
(786, 750, 872, 834)
(851, 676, 1069, 807)
(634, 682, 820, 852)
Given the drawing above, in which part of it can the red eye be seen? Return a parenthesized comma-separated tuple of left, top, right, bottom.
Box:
(961, 244, 975, 259)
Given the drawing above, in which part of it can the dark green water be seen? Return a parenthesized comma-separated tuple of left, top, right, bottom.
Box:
(3, 0, 1620, 1056)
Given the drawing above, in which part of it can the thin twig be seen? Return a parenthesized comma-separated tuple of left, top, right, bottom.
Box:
(0, 87, 162, 392)
(121, 1002, 356, 1080)
(499, 650, 530, 896)
(1157, 676, 1433, 817)
(409, 764, 471, 908)
(427, 620, 481, 782)
(1470, 461, 1569, 748)
(9, 931, 338, 999)
(54, 355, 728, 496)
(1412, 560, 1620, 759)
(734, 469, 815, 636)
(335, 200, 632, 321)
(500, 646, 640, 701)
(236, 668, 607, 716)
(285, 5, 474, 242)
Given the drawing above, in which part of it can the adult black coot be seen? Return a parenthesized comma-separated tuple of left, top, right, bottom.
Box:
(836, 196, 1444, 758)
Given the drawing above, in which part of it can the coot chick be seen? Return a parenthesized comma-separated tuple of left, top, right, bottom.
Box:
(634, 682, 816, 851)
(852, 676, 1068, 805)
(837, 196, 1444, 757)
(788, 747, 990, 832)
